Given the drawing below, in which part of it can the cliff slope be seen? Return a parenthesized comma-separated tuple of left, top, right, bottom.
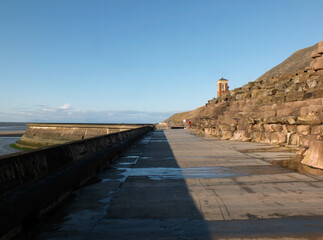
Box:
(256, 43, 318, 82)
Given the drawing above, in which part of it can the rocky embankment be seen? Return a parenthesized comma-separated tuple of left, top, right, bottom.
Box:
(164, 41, 323, 169)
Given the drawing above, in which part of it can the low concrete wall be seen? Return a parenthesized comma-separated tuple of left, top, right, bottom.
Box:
(17, 123, 153, 149)
(0, 126, 153, 239)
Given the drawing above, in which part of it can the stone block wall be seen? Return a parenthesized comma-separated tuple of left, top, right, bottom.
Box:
(201, 97, 322, 146)
(307, 41, 323, 73)
(192, 43, 323, 169)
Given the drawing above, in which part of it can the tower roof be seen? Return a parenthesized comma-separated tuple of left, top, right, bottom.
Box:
(217, 77, 228, 82)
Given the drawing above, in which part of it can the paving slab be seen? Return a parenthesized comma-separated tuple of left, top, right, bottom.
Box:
(19, 129, 323, 239)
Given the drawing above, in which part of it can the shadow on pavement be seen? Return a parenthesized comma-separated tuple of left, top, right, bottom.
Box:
(14, 130, 212, 240)
(100, 130, 212, 239)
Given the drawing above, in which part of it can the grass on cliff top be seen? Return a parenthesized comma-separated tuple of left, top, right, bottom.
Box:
(10, 143, 32, 151)
(171, 111, 191, 123)
(168, 106, 204, 123)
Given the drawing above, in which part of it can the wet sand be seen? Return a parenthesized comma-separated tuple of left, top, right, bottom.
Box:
(0, 131, 24, 137)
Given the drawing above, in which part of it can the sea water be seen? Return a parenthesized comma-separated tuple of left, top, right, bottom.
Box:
(0, 122, 27, 156)
(0, 137, 21, 156)
(0, 122, 27, 132)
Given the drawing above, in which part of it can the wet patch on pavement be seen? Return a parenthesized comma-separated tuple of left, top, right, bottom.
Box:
(238, 146, 323, 176)
(269, 157, 323, 176)
(105, 165, 292, 181)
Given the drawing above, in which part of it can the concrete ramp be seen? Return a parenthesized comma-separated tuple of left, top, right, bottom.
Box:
(14, 130, 323, 239)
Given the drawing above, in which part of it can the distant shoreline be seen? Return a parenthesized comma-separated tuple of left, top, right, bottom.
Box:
(0, 131, 24, 137)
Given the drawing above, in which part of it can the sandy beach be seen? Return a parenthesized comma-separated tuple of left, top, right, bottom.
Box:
(0, 131, 25, 137)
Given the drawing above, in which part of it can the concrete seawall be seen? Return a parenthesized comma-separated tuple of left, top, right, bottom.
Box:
(16, 123, 152, 149)
(0, 126, 153, 239)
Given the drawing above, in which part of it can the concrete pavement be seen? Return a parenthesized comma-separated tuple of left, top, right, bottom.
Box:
(20, 129, 323, 239)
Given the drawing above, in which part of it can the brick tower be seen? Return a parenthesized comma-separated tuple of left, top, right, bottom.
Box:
(217, 77, 229, 98)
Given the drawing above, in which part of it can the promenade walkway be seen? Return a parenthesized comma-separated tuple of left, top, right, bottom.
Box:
(23, 130, 323, 239)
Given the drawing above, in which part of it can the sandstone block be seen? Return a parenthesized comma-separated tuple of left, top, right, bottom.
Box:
(249, 111, 262, 119)
(301, 140, 323, 169)
(219, 124, 235, 131)
(296, 147, 308, 156)
(209, 129, 216, 136)
(277, 108, 294, 117)
(263, 89, 276, 96)
(205, 128, 212, 135)
(285, 92, 305, 102)
(293, 76, 301, 83)
(238, 119, 249, 125)
(305, 66, 312, 71)
(259, 105, 273, 112)
(261, 96, 273, 104)
(300, 105, 323, 116)
(263, 124, 275, 133)
(212, 128, 221, 137)
(309, 60, 315, 69)
(291, 133, 300, 146)
(221, 118, 238, 126)
(272, 124, 283, 132)
(262, 133, 272, 144)
(318, 41, 323, 54)
(297, 115, 321, 125)
(311, 125, 323, 136)
(263, 83, 275, 89)
(272, 104, 280, 110)
(237, 124, 249, 130)
(272, 95, 285, 104)
(252, 124, 264, 132)
(281, 116, 297, 125)
(211, 119, 218, 125)
(252, 132, 264, 142)
(311, 49, 320, 58)
(297, 125, 311, 135)
(230, 130, 251, 142)
(235, 94, 246, 100)
(306, 78, 318, 88)
(313, 90, 323, 98)
(269, 132, 286, 144)
(299, 135, 309, 146)
(264, 110, 276, 118)
(284, 100, 308, 109)
(301, 135, 318, 147)
(286, 125, 297, 133)
(221, 131, 233, 140)
(229, 101, 240, 111)
(251, 89, 263, 98)
(312, 56, 323, 71)
(263, 117, 278, 124)
(247, 117, 256, 125)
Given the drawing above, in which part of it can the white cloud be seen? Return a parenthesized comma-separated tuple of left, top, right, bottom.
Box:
(41, 103, 72, 112)
(42, 107, 57, 112)
(59, 103, 71, 109)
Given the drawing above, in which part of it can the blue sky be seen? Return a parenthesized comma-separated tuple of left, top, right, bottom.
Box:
(0, 0, 322, 123)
